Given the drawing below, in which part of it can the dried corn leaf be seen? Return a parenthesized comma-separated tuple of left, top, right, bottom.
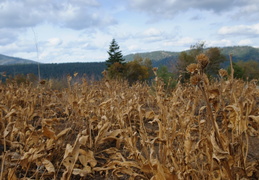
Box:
(63, 144, 73, 160)
(42, 126, 56, 139)
(78, 149, 97, 167)
(149, 159, 176, 180)
(62, 135, 81, 178)
(79, 135, 89, 146)
(145, 111, 155, 119)
(4, 122, 15, 138)
(5, 109, 16, 118)
(8, 168, 17, 180)
(72, 166, 91, 177)
(95, 121, 110, 146)
(249, 115, 259, 123)
(57, 128, 71, 139)
(42, 158, 55, 173)
(211, 132, 229, 161)
(42, 118, 60, 126)
(99, 98, 112, 107)
(20, 148, 45, 168)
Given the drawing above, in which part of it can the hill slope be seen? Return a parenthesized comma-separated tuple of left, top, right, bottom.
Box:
(0, 54, 38, 65)
(124, 46, 259, 66)
(220, 46, 259, 61)
(0, 46, 258, 79)
(124, 50, 179, 67)
(124, 51, 178, 62)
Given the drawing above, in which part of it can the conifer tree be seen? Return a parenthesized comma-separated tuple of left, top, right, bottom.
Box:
(106, 39, 125, 68)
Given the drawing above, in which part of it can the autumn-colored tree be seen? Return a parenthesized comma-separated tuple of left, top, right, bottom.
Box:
(132, 55, 154, 79)
(125, 56, 153, 84)
(177, 42, 226, 79)
(177, 42, 205, 80)
(177, 42, 205, 74)
(107, 56, 153, 84)
(107, 62, 125, 79)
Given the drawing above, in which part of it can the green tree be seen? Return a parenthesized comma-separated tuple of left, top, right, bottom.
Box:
(227, 63, 244, 79)
(237, 60, 259, 80)
(106, 39, 125, 68)
(206, 47, 226, 76)
(157, 65, 177, 90)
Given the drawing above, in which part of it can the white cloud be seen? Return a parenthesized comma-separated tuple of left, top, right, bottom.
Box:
(218, 23, 259, 36)
(0, 29, 19, 45)
(176, 37, 196, 46)
(127, 44, 140, 52)
(0, 39, 36, 55)
(163, 37, 195, 48)
(0, 1, 43, 28)
(143, 28, 161, 36)
(207, 39, 233, 47)
(47, 38, 63, 46)
(0, 0, 116, 30)
(238, 39, 253, 46)
(1, 0, 259, 63)
(129, 0, 238, 19)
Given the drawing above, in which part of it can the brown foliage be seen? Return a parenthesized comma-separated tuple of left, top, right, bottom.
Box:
(0, 71, 258, 179)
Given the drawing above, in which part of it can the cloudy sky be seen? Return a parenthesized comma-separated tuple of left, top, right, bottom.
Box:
(0, 0, 259, 63)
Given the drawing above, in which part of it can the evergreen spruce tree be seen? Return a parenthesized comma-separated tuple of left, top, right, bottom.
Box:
(106, 39, 125, 68)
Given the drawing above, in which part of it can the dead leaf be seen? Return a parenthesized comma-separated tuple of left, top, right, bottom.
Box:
(57, 128, 71, 139)
(8, 168, 17, 180)
(42, 126, 56, 139)
(42, 158, 55, 173)
(78, 149, 97, 167)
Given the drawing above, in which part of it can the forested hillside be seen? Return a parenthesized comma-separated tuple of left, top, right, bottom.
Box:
(124, 51, 178, 62)
(220, 46, 259, 61)
(0, 62, 106, 80)
(124, 46, 259, 68)
(0, 46, 259, 80)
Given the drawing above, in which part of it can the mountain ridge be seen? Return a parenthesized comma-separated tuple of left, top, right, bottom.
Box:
(0, 54, 39, 65)
(1, 46, 259, 66)
(0, 46, 258, 80)
(124, 46, 259, 62)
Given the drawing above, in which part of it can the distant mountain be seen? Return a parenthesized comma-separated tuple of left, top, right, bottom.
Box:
(124, 46, 259, 67)
(0, 46, 258, 79)
(220, 46, 259, 62)
(0, 54, 38, 65)
(124, 50, 179, 67)
(124, 51, 178, 62)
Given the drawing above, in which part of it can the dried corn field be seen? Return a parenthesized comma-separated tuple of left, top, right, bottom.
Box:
(0, 75, 259, 180)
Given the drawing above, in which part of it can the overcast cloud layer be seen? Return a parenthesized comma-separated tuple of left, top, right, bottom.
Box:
(0, 0, 259, 63)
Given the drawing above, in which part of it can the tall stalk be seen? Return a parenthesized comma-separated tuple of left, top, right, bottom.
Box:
(32, 28, 41, 81)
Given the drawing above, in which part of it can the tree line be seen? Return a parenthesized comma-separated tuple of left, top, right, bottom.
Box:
(105, 39, 259, 87)
(0, 62, 106, 81)
(1, 39, 258, 87)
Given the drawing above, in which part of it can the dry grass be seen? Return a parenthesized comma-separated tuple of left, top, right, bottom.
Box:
(0, 72, 258, 179)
